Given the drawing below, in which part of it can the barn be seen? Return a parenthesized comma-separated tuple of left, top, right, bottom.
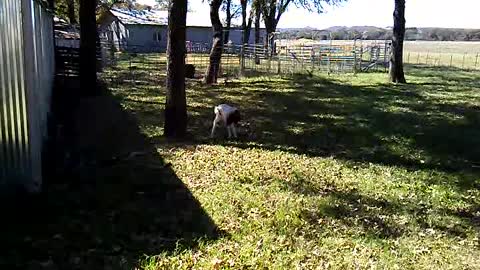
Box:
(98, 8, 267, 53)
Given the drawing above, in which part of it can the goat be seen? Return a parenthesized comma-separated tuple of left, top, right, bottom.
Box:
(210, 104, 241, 139)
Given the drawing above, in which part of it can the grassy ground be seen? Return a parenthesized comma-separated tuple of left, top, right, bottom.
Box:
(2, 58, 477, 269)
(101, 58, 480, 269)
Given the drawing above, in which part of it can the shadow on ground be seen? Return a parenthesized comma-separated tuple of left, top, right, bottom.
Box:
(103, 58, 480, 240)
(0, 78, 222, 269)
(107, 60, 480, 183)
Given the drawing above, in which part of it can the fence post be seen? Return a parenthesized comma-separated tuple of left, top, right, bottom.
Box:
(384, 41, 387, 72)
(407, 52, 410, 64)
(300, 46, 304, 72)
(417, 53, 420, 64)
(253, 43, 257, 66)
(450, 55, 453, 67)
(267, 45, 272, 73)
(328, 40, 332, 74)
(353, 39, 357, 74)
(277, 48, 281, 74)
(359, 45, 363, 71)
(311, 47, 315, 72)
(240, 43, 245, 76)
(475, 53, 479, 69)
(462, 53, 466, 69)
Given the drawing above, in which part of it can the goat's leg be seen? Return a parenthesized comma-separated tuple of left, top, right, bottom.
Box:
(211, 121, 217, 138)
(231, 124, 238, 138)
(227, 125, 232, 138)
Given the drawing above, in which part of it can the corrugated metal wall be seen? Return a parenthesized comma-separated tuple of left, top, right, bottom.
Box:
(0, 0, 55, 193)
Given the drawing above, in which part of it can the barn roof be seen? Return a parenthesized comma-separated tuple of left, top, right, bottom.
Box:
(110, 8, 213, 28)
(110, 8, 168, 26)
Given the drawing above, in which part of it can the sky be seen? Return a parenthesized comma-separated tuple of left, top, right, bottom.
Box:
(137, 0, 480, 29)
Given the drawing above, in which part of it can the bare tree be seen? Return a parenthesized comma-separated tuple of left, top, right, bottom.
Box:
(258, 0, 344, 49)
(389, 0, 406, 83)
(164, 0, 188, 137)
(204, 0, 224, 84)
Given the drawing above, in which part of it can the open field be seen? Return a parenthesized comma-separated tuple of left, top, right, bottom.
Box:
(105, 56, 480, 269)
(277, 39, 480, 70)
(403, 41, 480, 54)
(279, 39, 480, 54)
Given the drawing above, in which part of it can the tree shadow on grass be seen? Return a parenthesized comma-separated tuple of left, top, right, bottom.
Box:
(107, 60, 480, 183)
(103, 59, 479, 240)
(299, 186, 476, 240)
(273, 172, 476, 240)
(0, 79, 223, 269)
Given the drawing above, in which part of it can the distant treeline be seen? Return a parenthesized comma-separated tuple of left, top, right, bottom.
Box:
(277, 26, 480, 41)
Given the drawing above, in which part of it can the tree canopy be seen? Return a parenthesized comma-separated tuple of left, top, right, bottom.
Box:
(258, 0, 346, 34)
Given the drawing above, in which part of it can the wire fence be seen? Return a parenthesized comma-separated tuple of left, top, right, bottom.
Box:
(404, 51, 480, 69)
(184, 40, 393, 79)
(56, 37, 480, 90)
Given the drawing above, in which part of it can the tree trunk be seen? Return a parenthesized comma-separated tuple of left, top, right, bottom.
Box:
(263, 12, 278, 55)
(254, 7, 260, 44)
(241, 0, 253, 44)
(241, 0, 247, 44)
(204, 0, 223, 84)
(389, 0, 406, 83)
(47, 0, 54, 9)
(67, 0, 77, 24)
(265, 26, 275, 55)
(224, 0, 232, 44)
(80, 0, 98, 95)
(254, 7, 261, 64)
(164, 0, 188, 138)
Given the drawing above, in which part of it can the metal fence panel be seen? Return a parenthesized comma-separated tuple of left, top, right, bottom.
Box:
(0, 0, 55, 193)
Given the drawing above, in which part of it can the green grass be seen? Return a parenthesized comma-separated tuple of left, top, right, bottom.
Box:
(101, 57, 480, 269)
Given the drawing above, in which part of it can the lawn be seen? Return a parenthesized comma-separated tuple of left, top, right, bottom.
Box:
(102, 58, 480, 269)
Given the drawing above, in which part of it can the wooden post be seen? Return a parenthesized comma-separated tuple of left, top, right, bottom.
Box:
(383, 41, 387, 72)
(328, 39, 332, 74)
(277, 47, 281, 74)
(407, 52, 410, 64)
(450, 55, 453, 67)
(267, 46, 271, 73)
(253, 43, 257, 66)
(240, 43, 245, 76)
(462, 53, 466, 69)
(353, 39, 357, 74)
(417, 53, 420, 64)
(475, 53, 479, 69)
(300, 46, 304, 72)
(359, 44, 363, 71)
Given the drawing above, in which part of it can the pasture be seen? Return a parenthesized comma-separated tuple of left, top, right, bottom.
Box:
(403, 41, 480, 68)
(102, 55, 480, 269)
(5, 51, 478, 270)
